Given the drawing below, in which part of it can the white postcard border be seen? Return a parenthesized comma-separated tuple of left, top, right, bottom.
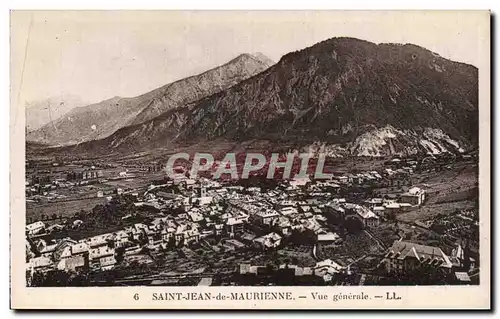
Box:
(10, 10, 491, 310)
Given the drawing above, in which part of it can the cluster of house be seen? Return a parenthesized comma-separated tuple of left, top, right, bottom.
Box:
(65, 169, 104, 181)
(360, 186, 427, 219)
(27, 232, 125, 275)
(239, 258, 349, 284)
(25, 164, 429, 279)
(423, 209, 479, 257)
(382, 240, 476, 284)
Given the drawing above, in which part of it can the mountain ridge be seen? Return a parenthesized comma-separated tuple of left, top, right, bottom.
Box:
(25, 94, 87, 132)
(128, 52, 274, 126)
(34, 37, 478, 158)
(176, 37, 477, 150)
(26, 52, 274, 146)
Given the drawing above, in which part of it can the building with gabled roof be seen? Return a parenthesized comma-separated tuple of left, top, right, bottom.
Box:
(57, 255, 88, 272)
(317, 232, 341, 243)
(253, 232, 282, 250)
(400, 187, 426, 206)
(354, 205, 380, 227)
(383, 240, 453, 274)
(313, 259, 344, 278)
(253, 209, 280, 225)
(226, 217, 246, 236)
(26, 221, 45, 236)
(27, 256, 53, 273)
(71, 242, 89, 255)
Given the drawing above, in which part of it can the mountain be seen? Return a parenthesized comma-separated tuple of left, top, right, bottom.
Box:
(73, 106, 191, 153)
(45, 37, 478, 158)
(26, 53, 274, 146)
(129, 53, 274, 126)
(252, 52, 275, 68)
(25, 94, 87, 132)
(177, 37, 478, 156)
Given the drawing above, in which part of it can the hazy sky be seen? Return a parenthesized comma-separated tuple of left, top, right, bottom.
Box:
(11, 11, 487, 107)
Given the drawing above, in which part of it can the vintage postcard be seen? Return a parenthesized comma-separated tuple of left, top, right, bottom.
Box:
(10, 10, 491, 309)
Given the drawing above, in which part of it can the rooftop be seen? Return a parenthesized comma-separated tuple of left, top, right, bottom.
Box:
(386, 241, 453, 268)
(407, 187, 424, 195)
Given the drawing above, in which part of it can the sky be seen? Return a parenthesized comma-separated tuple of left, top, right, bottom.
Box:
(11, 10, 488, 108)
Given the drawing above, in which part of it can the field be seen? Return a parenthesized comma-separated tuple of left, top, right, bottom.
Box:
(102, 175, 161, 190)
(26, 197, 108, 222)
(396, 162, 478, 223)
(369, 221, 444, 248)
(396, 200, 477, 224)
(54, 184, 116, 198)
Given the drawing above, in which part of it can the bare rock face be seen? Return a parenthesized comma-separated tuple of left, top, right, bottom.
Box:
(176, 37, 477, 156)
(42, 37, 477, 158)
(26, 53, 274, 146)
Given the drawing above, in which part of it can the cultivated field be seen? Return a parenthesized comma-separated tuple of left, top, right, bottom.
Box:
(396, 162, 478, 223)
(26, 197, 108, 221)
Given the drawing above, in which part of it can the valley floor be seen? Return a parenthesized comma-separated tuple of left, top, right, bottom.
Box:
(25, 154, 480, 287)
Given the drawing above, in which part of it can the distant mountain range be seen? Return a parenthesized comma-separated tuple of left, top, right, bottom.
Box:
(26, 53, 274, 146)
(29, 38, 478, 158)
(25, 94, 87, 132)
(176, 38, 478, 157)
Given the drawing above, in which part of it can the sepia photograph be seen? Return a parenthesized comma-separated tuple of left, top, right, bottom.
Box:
(10, 9, 491, 309)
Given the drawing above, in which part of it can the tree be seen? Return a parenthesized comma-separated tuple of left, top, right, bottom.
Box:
(115, 246, 125, 264)
(74, 209, 86, 220)
(31, 270, 71, 287)
(288, 229, 316, 245)
(344, 216, 364, 233)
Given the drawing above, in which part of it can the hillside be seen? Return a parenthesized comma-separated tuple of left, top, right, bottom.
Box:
(129, 53, 274, 126)
(41, 37, 478, 158)
(26, 53, 274, 146)
(177, 38, 478, 156)
(25, 94, 87, 132)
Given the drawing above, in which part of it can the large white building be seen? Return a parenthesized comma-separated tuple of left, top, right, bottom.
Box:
(26, 221, 45, 236)
(400, 187, 426, 206)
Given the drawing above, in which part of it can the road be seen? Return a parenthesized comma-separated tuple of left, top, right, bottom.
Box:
(363, 229, 387, 251)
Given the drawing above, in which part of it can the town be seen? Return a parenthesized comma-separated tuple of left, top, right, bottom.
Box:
(25, 152, 479, 287)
